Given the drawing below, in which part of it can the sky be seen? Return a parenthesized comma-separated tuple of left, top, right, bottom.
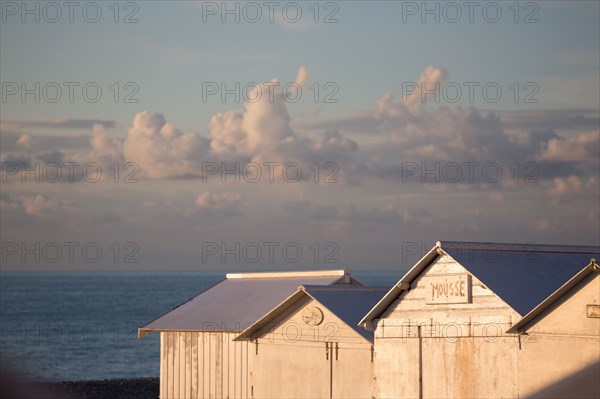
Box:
(1, 0, 599, 271)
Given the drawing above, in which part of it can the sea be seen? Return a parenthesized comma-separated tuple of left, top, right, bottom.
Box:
(0, 270, 401, 382)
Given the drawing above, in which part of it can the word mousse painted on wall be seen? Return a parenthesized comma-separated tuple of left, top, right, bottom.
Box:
(425, 275, 472, 304)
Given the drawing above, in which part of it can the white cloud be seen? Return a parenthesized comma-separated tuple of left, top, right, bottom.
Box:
(2, 66, 597, 189)
(185, 192, 244, 219)
(89, 124, 124, 165)
(294, 66, 310, 90)
(538, 131, 599, 163)
(207, 68, 360, 182)
(401, 65, 449, 110)
(547, 175, 598, 197)
(22, 194, 75, 217)
(123, 111, 210, 179)
(16, 134, 33, 149)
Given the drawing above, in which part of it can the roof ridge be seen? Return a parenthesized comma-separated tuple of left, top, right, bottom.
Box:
(226, 270, 346, 279)
(302, 285, 390, 292)
(437, 241, 599, 254)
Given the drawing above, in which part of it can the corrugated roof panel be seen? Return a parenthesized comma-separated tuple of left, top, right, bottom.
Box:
(304, 286, 389, 342)
(141, 274, 350, 332)
(442, 245, 599, 315)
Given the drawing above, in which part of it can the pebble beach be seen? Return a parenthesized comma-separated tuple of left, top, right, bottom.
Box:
(1, 373, 159, 399)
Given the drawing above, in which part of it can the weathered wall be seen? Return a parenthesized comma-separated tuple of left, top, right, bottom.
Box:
(251, 296, 375, 399)
(332, 344, 374, 399)
(374, 254, 521, 399)
(518, 273, 600, 397)
(160, 331, 250, 399)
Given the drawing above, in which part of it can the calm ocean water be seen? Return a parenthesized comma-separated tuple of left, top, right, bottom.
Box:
(0, 270, 400, 382)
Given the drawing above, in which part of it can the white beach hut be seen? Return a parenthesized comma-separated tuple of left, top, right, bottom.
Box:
(507, 259, 600, 397)
(234, 285, 389, 399)
(138, 270, 362, 399)
(359, 241, 600, 399)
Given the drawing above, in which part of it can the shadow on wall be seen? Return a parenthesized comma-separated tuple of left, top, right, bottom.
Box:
(527, 361, 600, 399)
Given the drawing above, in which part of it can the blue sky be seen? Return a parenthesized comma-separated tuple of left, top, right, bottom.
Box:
(1, 1, 599, 270)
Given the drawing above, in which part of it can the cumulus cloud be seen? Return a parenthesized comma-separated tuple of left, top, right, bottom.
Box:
(207, 68, 360, 182)
(333, 66, 598, 185)
(185, 192, 243, 219)
(294, 66, 310, 91)
(547, 175, 598, 197)
(401, 65, 449, 110)
(2, 66, 598, 256)
(360, 105, 529, 184)
(2, 125, 128, 183)
(118, 68, 358, 182)
(123, 112, 209, 179)
(16, 133, 33, 149)
(294, 110, 378, 134)
(208, 110, 248, 157)
(2, 66, 597, 188)
(538, 131, 599, 162)
(90, 124, 124, 164)
(22, 194, 75, 217)
(239, 80, 295, 152)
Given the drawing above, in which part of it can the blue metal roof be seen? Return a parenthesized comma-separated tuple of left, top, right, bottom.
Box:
(304, 286, 389, 342)
(140, 271, 358, 332)
(440, 241, 599, 315)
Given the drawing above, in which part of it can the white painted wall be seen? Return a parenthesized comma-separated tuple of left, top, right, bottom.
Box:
(518, 273, 600, 397)
(159, 296, 375, 399)
(250, 296, 375, 399)
(374, 254, 521, 399)
(160, 331, 251, 399)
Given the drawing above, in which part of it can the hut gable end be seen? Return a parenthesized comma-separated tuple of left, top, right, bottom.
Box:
(518, 270, 600, 336)
(253, 296, 367, 346)
(377, 254, 520, 339)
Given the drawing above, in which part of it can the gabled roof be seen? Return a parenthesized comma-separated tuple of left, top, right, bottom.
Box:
(139, 270, 362, 337)
(359, 241, 600, 330)
(235, 285, 389, 343)
(507, 260, 599, 333)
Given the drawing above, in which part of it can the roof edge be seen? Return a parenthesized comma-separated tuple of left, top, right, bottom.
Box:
(234, 286, 307, 341)
(438, 241, 600, 254)
(302, 285, 390, 292)
(137, 275, 227, 338)
(358, 244, 441, 330)
(138, 327, 242, 338)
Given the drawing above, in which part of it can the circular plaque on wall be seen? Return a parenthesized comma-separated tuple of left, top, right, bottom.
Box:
(302, 306, 324, 326)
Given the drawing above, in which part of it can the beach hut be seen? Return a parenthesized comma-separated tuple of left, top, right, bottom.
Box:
(138, 270, 362, 399)
(234, 285, 389, 399)
(359, 241, 600, 399)
(507, 259, 600, 397)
